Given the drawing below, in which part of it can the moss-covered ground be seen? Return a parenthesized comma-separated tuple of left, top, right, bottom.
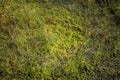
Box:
(0, 0, 120, 80)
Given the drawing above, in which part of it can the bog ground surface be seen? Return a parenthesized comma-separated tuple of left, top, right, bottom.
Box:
(0, 0, 120, 80)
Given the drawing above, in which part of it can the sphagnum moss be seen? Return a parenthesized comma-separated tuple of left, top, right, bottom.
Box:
(0, 0, 120, 80)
